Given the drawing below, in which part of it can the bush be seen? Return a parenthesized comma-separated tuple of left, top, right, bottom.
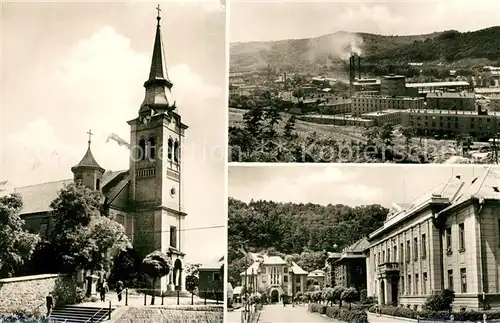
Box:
(308, 303, 327, 314)
(359, 289, 368, 303)
(368, 305, 500, 322)
(423, 289, 455, 311)
(325, 307, 368, 323)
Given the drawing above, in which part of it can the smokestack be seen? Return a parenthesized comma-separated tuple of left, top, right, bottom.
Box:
(358, 56, 361, 79)
(284, 72, 287, 90)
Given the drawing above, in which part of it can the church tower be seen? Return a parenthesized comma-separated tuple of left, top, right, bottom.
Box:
(128, 6, 188, 292)
(71, 129, 105, 191)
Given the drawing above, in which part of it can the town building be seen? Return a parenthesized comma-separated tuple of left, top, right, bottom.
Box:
(307, 270, 326, 289)
(239, 255, 308, 302)
(426, 92, 476, 111)
(298, 114, 375, 127)
(490, 95, 500, 112)
(318, 97, 352, 115)
(325, 252, 342, 287)
(352, 78, 381, 94)
(330, 238, 369, 291)
(366, 167, 500, 310)
(13, 11, 189, 292)
(402, 109, 500, 141)
(351, 95, 425, 117)
(198, 256, 224, 300)
(361, 109, 404, 126)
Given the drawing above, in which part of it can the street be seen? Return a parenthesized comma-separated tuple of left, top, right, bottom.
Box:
(227, 304, 339, 323)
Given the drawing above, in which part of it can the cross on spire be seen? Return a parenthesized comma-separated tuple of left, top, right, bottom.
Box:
(87, 129, 94, 147)
(156, 4, 161, 24)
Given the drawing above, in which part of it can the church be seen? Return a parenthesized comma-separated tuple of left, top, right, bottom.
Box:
(14, 9, 187, 292)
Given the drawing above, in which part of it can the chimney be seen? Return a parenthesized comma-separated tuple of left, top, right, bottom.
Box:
(358, 55, 361, 79)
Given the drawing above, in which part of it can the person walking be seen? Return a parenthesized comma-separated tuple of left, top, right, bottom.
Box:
(116, 280, 124, 302)
(100, 279, 109, 302)
(46, 292, 54, 317)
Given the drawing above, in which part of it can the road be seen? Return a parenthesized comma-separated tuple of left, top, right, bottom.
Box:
(234, 304, 339, 323)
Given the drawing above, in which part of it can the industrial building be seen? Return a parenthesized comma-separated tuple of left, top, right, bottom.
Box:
(380, 75, 407, 97)
(405, 81, 472, 96)
(366, 167, 500, 310)
(425, 92, 476, 111)
(362, 109, 404, 126)
(402, 109, 500, 141)
(351, 95, 425, 117)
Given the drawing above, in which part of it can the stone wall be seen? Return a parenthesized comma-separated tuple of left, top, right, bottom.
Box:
(0, 274, 78, 316)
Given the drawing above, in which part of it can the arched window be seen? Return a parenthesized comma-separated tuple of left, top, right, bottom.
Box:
(174, 140, 179, 163)
(148, 137, 156, 160)
(167, 138, 173, 160)
(96, 178, 100, 191)
(139, 138, 146, 160)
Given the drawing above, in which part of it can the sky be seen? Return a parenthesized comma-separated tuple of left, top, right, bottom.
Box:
(230, 0, 500, 42)
(1, 1, 226, 265)
(229, 165, 494, 207)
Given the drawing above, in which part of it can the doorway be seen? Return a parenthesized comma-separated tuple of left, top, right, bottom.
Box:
(271, 289, 279, 303)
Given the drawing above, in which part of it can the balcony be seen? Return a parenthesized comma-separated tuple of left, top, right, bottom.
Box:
(377, 262, 400, 279)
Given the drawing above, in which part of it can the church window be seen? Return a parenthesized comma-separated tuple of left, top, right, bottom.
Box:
(148, 137, 156, 160)
(139, 139, 146, 160)
(96, 178, 100, 191)
(174, 140, 180, 163)
(170, 226, 177, 248)
(168, 138, 173, 160)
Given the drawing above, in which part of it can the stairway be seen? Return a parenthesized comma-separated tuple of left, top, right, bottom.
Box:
(48, 305, 117, 323)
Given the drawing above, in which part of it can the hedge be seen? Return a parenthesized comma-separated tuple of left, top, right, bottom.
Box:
(309, 303, 368, 322)
(368, 305, 500, 321)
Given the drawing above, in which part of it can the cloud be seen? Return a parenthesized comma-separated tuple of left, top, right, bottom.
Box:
(1, 26, 220, 187)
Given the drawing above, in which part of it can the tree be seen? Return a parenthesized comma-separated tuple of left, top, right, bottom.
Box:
(423, 289, 455, 312)
(340, 287, 359, 309)
(49, 183, 130, 273)
(185, 263, 201, 305)
(332, 286, 346, 307)
(142, 251, 172, 305)
(243, 107, 264, 137)
(283, 115, 296, 138)
(401, 126, 415, 152)
(322, 287, 335, 306)
(109, 247, 148, 288)
(264, 106, 282, 139)
(0, 193, 40, 278)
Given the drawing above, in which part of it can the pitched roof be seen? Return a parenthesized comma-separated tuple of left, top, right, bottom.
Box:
(263, 256, 287, 265)
(290, 262, 307, 275)
(71, 146, 104, 173)
(15, 171, 127, 216)
(308, 269, 325, 277)
(343, 237, 370, 253)
(15, 179, 73, 215)
(200, 256, 224, 270)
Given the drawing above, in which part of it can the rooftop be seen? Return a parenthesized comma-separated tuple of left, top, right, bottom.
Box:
(408, 109, 500, 116)
(362, 109, 403, 117)
(369, 167, 500, 241)
(383, 75, 405, 79)
(426, 92, 475, 99)
(354, 95, 424, 101)
(406, 81, 470, 88)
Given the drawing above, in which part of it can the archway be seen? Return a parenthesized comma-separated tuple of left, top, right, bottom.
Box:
(270, 289, 279, 303)
(173, 259, 183, 290)
(380, 280, 386, 305)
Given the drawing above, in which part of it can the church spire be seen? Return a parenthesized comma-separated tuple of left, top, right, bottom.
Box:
(140, 4, 175, 114)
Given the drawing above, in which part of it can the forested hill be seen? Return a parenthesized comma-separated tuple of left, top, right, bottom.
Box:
(230, 27, 500, 71)
(228, 198, 389, 285)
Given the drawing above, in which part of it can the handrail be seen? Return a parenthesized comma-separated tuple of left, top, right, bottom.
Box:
(84, 307, 104, 323)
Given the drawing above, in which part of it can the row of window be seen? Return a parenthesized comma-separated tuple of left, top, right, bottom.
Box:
(136, 168, 156, 178)
(137, 137, 180, 162)
(375, 222, 466, 267)
(403, 269, 471, 296)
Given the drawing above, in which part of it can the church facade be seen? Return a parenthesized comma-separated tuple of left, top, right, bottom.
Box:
(15, 11, 187, 292)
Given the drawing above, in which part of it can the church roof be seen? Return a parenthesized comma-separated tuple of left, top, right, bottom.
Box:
(71, 146, 105, 173)
(15, 179, 73, 215)
(15, 170, 127, 216)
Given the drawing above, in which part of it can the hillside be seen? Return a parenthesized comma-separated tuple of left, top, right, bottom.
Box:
(230, 27, 500, 72)
(227, 198, 389, 286)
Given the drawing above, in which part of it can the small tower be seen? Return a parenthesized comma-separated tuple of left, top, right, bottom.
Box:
(71, 129, 105, 191)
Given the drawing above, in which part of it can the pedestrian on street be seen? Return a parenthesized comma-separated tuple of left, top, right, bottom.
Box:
(116, 280, 124, 302)
(100, 279, 109, 302)
(46, 292, 54, 317)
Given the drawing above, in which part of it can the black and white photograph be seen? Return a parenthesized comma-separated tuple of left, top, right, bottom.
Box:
(1, 2, 225, 322)
(227, 164, 500, 322)
(228, 0, 500, 164)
